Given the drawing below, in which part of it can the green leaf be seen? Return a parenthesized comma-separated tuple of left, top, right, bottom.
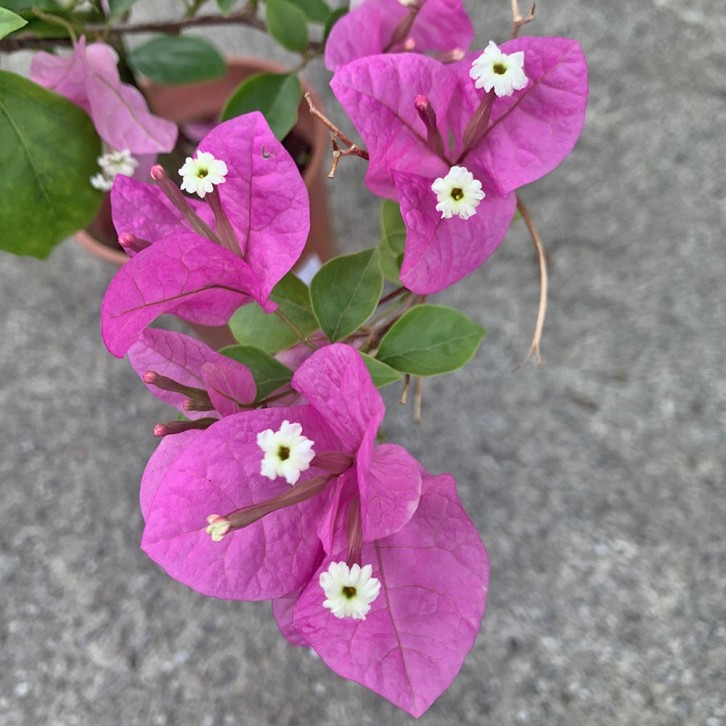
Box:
(266, 0, 309, 52)
(0, 71, 102, 258)
(310, 248, 384, 342)
(323, 6, 347, 42)
(221, 345, 293, 401)
(107, 0, 138, 20)
(376, 304, 486, 376)
(221, 72, 302, 140)
(128, 36, 226, 85)
(0, 7, 26, 39)
(288, 0, 330, 23)
(215, 0, 238, 14)
(378, 199, 406, 283)
(358, 351, 402, 388)
(0, 0, 62, 11)
(229, 273, 319, 353)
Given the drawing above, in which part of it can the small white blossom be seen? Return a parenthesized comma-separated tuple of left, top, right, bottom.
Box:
(205, 514, 232, 542)
(320, 562, 381, 620)
(431, 165, 485, 220)
(90, 148, 138, 191)
(179, 151, 228, 198)
(469, 40, 528, 97)
(98, 148, 138, 178)
(90, 172, 113, 191)
(257, 420, 315, 485)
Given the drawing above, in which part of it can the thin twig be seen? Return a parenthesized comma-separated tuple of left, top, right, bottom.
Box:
(413, 376, 423, 423)
(1, 10, 322, 53)
(515, 196, 548, 368)
(400, 375, 411, 405)
(511, 0, 536, 39)
(304, 93, 369, 177)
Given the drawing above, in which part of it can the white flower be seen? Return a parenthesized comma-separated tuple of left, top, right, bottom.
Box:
(90, 148, 138, 191)
(469, 40, 528, 97)
(98, 148, 138, 178)
(320, 562, 381, 620)
(257, 420, 315, 485)
(90, 172, 113, 191)
(431, 165, 486, 220)
(178, 151, 228, 198)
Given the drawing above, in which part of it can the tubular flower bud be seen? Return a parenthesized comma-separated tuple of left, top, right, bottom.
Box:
(205, 515, 232, 542)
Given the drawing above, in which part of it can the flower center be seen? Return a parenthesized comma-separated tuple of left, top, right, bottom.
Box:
(493, 62, 507, 75)
(196, 168, 209, 178)
(342, 586, 357, 599)
(277, 445, 291, 461)
(451, 187, 464, 201)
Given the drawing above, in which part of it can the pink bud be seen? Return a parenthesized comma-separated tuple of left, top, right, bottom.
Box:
(414, 95, 445, 158)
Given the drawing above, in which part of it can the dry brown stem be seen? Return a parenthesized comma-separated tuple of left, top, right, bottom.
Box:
(304, 93, 369, 178)
(511, 0, 536, 38)
(515, 196, 548, 369)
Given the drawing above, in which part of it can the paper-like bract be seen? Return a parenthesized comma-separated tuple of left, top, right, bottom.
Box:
(30, 37, 177, 154)
(141, 407, 340, 600)
(324, 0, 474, 72)
(101, 233, 268, 358)
(293, 472, 489, 717)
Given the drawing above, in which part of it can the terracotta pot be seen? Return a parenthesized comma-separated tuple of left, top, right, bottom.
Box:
(77, 58, 334, 349)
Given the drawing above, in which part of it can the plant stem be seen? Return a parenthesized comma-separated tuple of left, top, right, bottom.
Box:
(515, 195, 548, 368)
(274, 310, 317, 350)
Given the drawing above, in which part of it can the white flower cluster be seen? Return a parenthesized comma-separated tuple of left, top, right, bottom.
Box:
(431, 165, 486, 220)
(469, 40, 528, 97)
(89, 148, 138, 191)
(320, 562, 381, 620)
(178, 151, 228, 198)
(257, 420, 316, 485)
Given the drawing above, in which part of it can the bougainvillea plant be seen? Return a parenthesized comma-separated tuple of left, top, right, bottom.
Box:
(1, 0, 587, 717)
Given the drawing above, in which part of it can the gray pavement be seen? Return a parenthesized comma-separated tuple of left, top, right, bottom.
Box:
(1, 0, 725, 723)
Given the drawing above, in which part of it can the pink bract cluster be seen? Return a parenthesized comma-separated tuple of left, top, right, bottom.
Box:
(98, 1, 588, 715)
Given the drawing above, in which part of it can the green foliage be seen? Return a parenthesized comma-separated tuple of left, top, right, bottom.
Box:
(0, 7, 26, 39)
(221, 72, 302, 140)
(107, 0, 138, 20)
(323, 6, 347, 42)
(0, 71, 102, 258)
(221, 345, 294, 401)
(310, 248, 384, 342)
(266, 0, 308, 52)
(215, 0, 238, 14)
(229, 273, 318, 353)
(357, 351, 402, 388)
(287, 0, 330, 23)
(378, 199, 406, 283)
(376, 304, 486, 376)
(128, 36, 226, 85)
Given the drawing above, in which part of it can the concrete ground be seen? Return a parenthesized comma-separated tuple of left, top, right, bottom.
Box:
(1, 0, 725, 723)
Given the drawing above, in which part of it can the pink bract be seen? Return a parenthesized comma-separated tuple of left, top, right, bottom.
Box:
(331, 37, 588, 293)
(293, 471, 489, 718)
(101, 233, 269, 358)
(140, 345, 421, 597)
(30, 37, 177, 155)
(324, 0, 474, 72)
(102, 113, 310, 355)
(128, 329, 256, 418)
